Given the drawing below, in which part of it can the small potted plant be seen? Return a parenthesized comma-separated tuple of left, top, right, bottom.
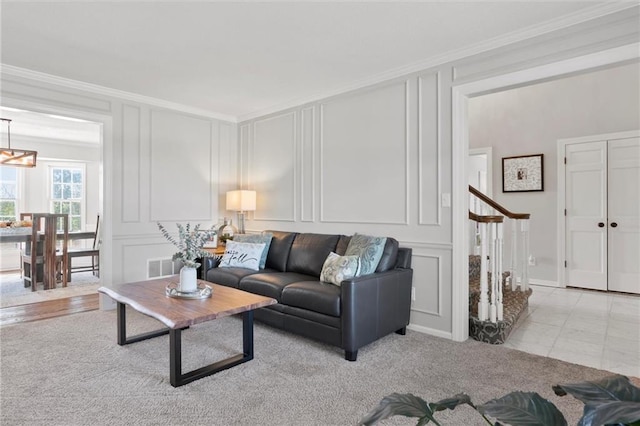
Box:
(157, 222, 217, 293)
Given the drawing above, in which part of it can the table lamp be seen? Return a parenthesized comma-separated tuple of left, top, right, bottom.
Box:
(226, 190, 256, 234)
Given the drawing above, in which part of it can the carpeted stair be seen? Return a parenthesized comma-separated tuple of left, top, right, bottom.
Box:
(468, 254, 532, 344)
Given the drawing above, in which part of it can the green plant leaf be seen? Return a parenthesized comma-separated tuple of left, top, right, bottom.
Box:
(553, 375, 640, 405)
(359, 393, 436, 426)
(577, 401, 640, 426)
(430, 393, 473, 412)
(478, 391, 567, 426)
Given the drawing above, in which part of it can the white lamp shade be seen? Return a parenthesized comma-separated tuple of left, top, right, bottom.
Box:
(226, 190, 256, 212)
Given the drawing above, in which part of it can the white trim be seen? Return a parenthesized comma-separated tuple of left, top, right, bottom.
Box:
(529, 279, 560, 288)
(469, 147, 493, 198)
(451, 84, 469, 342)
(1, 97, 115, 309)
(407, 323, 452, 340)
(1, 64, 237, 124)
(237, 3, 636, 122)
(556, 130, 640, 289)
(452, 42, 640, 342)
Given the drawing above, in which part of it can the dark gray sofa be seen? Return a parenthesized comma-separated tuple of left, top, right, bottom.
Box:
(202, 230, 413, 361)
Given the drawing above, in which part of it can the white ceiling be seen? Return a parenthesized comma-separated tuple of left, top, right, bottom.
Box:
(0, 1, 631, 122)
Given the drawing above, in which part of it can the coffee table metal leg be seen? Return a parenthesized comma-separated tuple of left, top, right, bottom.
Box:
(169, 310, 256, 387)
(116, 302, 170, 345)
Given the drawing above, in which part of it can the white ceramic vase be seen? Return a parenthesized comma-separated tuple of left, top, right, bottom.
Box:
(179, 266, 198, 293)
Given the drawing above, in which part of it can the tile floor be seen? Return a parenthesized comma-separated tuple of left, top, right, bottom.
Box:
(503, 285, 640, 378)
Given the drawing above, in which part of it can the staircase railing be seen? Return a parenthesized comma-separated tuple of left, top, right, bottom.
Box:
(469, 185, 531, 323)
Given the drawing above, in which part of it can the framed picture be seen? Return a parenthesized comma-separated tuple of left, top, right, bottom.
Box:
(502, 154, 544, 192)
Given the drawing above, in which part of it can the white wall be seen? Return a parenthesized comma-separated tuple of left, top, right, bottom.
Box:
(469, 62, 640, 284)
(238, 7, 640, 337)
(1, 5, 637, 337)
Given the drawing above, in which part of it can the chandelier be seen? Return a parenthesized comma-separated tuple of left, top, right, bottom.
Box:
(0, 118, 37, 168)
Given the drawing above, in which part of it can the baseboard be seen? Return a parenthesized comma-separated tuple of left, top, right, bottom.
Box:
(528, 278, 559, 288)
(407, 323, 453, 340)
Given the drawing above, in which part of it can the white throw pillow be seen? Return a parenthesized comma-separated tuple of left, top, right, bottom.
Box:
(320, 252, 361, 286)
(219, 241, 266, 271)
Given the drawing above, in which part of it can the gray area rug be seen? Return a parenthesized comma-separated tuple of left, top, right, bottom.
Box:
(0, 309, 629, 425)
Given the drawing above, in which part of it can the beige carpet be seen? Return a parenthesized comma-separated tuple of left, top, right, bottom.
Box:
(1, 308, 631, 426)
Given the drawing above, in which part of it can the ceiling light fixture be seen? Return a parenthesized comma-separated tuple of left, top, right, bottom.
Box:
(0, 118, 38, 168)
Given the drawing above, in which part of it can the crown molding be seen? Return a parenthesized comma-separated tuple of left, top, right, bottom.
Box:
(1, 2, 636, 125)
(0, 64, 238, 123)
(237, 2, 639, 122)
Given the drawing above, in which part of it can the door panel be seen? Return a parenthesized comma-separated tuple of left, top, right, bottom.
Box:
(607, 137, 640, 294)
(565, 141, 607, 290)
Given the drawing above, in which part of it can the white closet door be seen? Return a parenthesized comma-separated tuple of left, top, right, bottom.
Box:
(607, 137, 640, 294)
(565, 141, 608, 290)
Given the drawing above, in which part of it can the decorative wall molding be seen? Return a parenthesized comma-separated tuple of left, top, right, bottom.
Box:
(410, 253, 442, 317)
(121, 104, 141, 223)
(318, 80, 410, 225)
(399, 240, 453, 251)
(252, 111, 297, 222)
(300, 106, 316, 222)
(417, 71, 442, 226)
(1, 64, 236, 123)
(148, 109, 214, 222)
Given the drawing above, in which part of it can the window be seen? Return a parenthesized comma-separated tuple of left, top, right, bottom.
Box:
(51, 167, 84, 231)
(0, 167, 18, 222)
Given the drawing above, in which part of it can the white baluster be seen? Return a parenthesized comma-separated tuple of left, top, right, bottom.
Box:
(478, 222, 489, 321)
(521, 219, 530, 292)
(496, 222, 504, 321)
(489, 222, 497, 323)
(510, 219, 518, 291)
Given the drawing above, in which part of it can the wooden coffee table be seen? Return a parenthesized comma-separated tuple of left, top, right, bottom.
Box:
(98, 277, 276, 387)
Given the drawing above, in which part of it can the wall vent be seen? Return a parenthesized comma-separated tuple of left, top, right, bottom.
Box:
(147, 257, 179, 279)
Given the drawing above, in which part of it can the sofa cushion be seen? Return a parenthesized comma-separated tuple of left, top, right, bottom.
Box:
(376, 238, 399, 272)
(335, 235, 351, 255)
(345, 233, 387, 275)
(219, 241, 265, 271)
(239, 272, 316, 301)
(206, 266, 264, 289)
(287, 233, 340, 277)
(281, 281, 341, 317)
(233, 232, 273, 269)
(265, 231, 297, 272)
(319, 252, 360, 286)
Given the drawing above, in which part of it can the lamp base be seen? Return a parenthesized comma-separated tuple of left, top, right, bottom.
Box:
(237, 212, 246, 234)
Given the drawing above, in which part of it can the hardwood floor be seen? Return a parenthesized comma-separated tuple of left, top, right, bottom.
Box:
(0, 294, 99, 326)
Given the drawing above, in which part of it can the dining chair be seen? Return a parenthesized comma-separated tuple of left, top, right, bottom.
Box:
(21, 213, 69, 291)
(67, 214, 100, 279)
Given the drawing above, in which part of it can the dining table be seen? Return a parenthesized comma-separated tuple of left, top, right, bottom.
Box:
(0, 230, 96, 244)
(0, 229, 96, 289)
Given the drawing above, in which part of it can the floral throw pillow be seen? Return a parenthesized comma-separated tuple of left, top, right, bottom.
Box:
(320, 252, 361, 286)
(232, 232, 273, 269)
(219, 241, 266, 271)
(344, 233, 387, 276)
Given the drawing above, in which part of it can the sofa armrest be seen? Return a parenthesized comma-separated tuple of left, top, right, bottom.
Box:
(340, 268, 413, 353)
(200, 256, 221, 280)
